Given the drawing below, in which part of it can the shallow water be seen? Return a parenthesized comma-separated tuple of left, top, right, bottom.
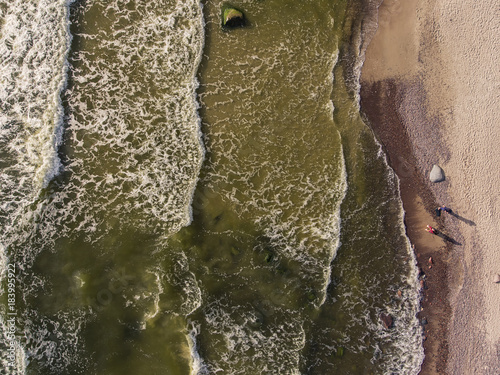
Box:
(0, 0, 423, 374)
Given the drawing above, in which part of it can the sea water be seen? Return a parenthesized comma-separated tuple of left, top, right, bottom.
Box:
(0, 0, 423, 374)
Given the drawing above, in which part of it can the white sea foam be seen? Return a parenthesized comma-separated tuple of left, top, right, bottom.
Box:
(0, 0, 71, 242)
(0, 313, 27, 375)
(168, 251, 202, 316)
(0, 2, 72, 373)
(346, 0, 384, 107)
(318, 143, 348, 307)
(202, 300, 305, 374)
(142, 269, 164, 324)
(20, 309, 91, 374)
(44, 0, 207, 239)
(378, 167, 424, 375)
(187, 322, 209, 375)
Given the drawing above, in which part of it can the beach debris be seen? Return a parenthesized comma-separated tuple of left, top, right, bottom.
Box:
(430, 164, 445, 182)
(494, 274, 500, 283)
(420, 317, 428, 326)
(428, 257, 433, 264)
(221, 6, 246, 28)
(380, 313, 394, 329)
(397, 290, 402, 298)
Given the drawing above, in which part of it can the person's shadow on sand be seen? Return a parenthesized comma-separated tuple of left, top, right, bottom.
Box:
(449, 211, 476, 226)
(435, 231, 462, 245)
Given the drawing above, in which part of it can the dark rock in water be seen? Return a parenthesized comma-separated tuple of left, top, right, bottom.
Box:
(430, 164, 445, 182)
(380, 313, 394, 329)
(418, 267, 424, 277)
(222, 6, 245, 28)
(264, 252, 273, 263)
(248, 311, 264, 328)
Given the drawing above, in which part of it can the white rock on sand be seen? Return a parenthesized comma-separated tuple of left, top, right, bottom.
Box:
(429, 164, 445, 183)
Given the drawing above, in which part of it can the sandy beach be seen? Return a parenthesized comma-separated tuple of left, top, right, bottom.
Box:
(359, 0, 500, 373)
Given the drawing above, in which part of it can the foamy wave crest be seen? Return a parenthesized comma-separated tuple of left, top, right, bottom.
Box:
(21, 309, 91, 374)
(343, 0, 384, 105)
(201, 300, 305, 374)
(187, 322, 209, 375)
(0, 0, 71, 244)
(0, 2, 72, 372)
(48, 0, 206, 238)
(0, 313, 26, 375)
(162, 251, 202, 316)
(377, 157, 424, 374)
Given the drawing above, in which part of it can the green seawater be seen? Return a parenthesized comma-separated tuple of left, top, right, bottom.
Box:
(1, 0, 423, 374)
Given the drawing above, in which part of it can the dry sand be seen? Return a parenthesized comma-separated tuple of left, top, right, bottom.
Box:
(360, 0, 500, 373)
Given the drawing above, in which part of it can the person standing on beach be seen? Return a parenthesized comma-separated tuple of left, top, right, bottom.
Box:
(426, 225, 439, 235)
(439, 205, 452, 213)
(435, 205, 453, 216)
(435, 207, 441, 217)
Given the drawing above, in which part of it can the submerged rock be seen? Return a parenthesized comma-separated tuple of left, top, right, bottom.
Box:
(430, 164, 445, 182)
(264, 252, 273, 263)
(222, 6, 245, 28)
(380, 313, 394, 329)
(335, 346, 345, 357)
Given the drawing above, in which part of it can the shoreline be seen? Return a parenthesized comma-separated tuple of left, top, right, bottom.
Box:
(360, 78, 451, 374)
(359, 0, 500, 373)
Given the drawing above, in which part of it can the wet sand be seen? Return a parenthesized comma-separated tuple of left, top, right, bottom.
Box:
(359, 0, 500, 373)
